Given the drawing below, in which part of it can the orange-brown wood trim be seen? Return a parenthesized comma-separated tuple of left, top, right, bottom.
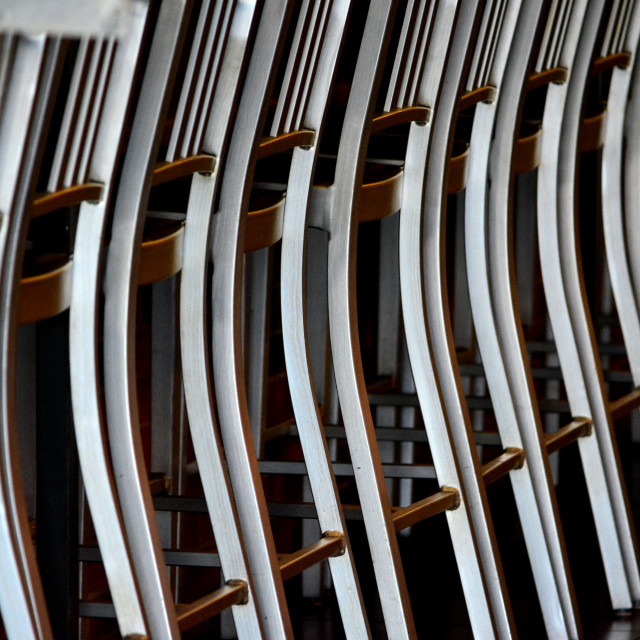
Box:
(448, 147, 469, 194)
(525, 67, 568, 92)
(371, 106, 431, 134)
(258, 130, 316, 159)
(138, 224, 184, 286)
(19, 261, 72, 325)
(244, 196, 286, 252)
(358, 170, 403, 223)
(32, 183, 104, 218)
(514, 128, 541, 174)
(592, 52, 632, 75)
(610, 388, 640, 420)
(579, 111, 606, 153)
(152, 155, 216, 187)
(459, 85, 497, 111)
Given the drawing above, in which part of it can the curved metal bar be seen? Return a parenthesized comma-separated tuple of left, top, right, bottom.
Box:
(598, 0, 640, 602)
(275, 2, 372, 633)
(621, 14, 640, 387)
(173, 0, 267, 633)
(181, 169, 265, 640)
(401, 9, 508, 640)
(175, 10, 268, 634)
(537, 0, 640, 609)
(326, 1, 420, 637)
(102, 2, 189, 637)
(417, 2, 521, 638)
(0, 33, 55, 640)
(67, 10, 153, 635)
(280, 137, 371, 640)
(210, 2, 295, 637)
(466, 0, 582, 635)
(602, 6, 640, 388)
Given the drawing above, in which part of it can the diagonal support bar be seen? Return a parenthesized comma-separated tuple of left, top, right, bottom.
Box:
(481, 448, 525, 486)
(278, 533, 345, 582)
(545, 417, 592, 454)
(391, 488, 460, 532)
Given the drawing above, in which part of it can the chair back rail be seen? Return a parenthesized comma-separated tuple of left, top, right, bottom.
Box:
(323, 0, 531, 637)
(464, 0, 598, 635)
(209, 0, 373, 636)
(610, 4, 640, 386)
(537, 0, 640, 608)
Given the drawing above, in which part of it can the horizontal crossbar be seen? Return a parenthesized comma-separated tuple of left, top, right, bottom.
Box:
(80, 545, 222, 568)
(610, 388, 640, 420)
(391, 488, 460, 532)
(481, 448, 525, 486)
(278, 533, 345, 581)
(545, 417, 592, 454)
(257, 459, 437, 479)
(176, 582, 247, 632)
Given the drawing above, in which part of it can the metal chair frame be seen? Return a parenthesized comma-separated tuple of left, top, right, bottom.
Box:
(0, 3, 147, 636)
(207, 0, 371, 637)
(537, 0, 640, 610)
(101, 1, 267, 638)
(315, 0, 517, 637)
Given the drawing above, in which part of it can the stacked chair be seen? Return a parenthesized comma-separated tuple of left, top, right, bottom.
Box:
(462, 0, 640, 634)
(3, 0, 640, 638)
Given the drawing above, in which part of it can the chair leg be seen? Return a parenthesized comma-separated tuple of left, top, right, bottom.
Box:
(243, 248, 272, 456)
(0, 34, 61, 640)
(538, 69, 639, 613)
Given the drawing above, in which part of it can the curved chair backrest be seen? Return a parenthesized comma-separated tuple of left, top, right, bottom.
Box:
(465, 3, 580, 636)
(416, 0, 587, 636)
(536, 0, 640, 610)
(462, 0, 640, 631)
(99, 1, 273, 638)
(600, 2, 640, 387)
(0, 4, 150, 638)
(208, 1, 376, 637)
(316, 0, 545, 637)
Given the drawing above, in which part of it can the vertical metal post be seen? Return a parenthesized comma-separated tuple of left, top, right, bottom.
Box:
(36, 310, 79, 639)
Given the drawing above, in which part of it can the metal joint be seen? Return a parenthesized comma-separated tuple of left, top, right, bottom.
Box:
(505, 447, 525, 469)
(440, 486, 461, 511)
(226, 579, 249, 605)
(580, 417, 594, 437)
(323, 530, 346, 556)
